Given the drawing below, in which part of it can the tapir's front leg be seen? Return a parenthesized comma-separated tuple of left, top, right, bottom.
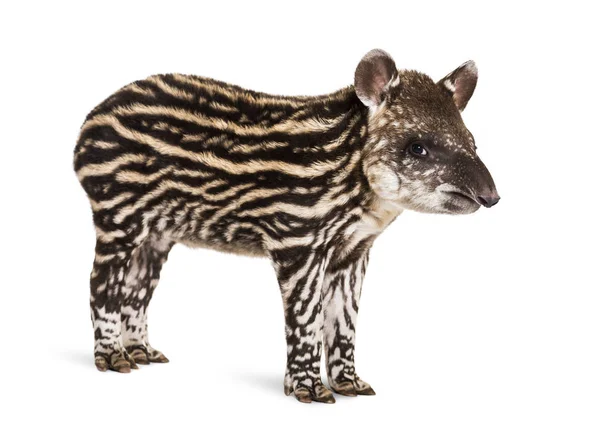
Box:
(323, 250, 376, 396)
(270, 247, 335, 404)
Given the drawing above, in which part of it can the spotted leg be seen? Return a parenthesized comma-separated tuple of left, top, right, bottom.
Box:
(121, 235, 174, 365)
(270, 247, 335, 404)
(323, 250, 375, 396)
(90, 238, 139, 373)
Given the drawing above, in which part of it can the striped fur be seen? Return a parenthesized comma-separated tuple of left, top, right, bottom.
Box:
(74, 49, 498, 403)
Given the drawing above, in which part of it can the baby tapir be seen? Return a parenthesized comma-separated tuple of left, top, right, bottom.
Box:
(74, 49, 499, 404)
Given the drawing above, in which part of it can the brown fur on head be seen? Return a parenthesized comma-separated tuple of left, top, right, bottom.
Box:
(356, 49, 499, 214)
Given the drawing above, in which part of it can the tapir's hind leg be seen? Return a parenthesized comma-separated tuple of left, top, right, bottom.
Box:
(90, 238, 138, 373)
(90, 231, 173, 372)
(121, 235, 174, 365)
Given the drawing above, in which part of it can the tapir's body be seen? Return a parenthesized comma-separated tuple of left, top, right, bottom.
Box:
(74, 49, 499, 404)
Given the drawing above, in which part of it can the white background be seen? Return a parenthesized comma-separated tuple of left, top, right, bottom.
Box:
(1, 1, 598, 420)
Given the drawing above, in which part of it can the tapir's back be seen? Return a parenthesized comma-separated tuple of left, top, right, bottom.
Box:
(83, 73, 321, 129)
(75, 74, 356, 163)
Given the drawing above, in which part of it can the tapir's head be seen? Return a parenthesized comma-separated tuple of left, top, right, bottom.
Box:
(356, 49, 499, 214)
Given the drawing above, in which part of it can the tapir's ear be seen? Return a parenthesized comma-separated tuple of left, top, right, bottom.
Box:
(438, 61, 478, 112)
(354, 49, 398, 107)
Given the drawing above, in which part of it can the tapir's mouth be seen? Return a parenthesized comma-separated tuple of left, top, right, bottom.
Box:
(444, 190, 480, 206)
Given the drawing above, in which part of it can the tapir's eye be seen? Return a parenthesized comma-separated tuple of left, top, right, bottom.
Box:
(410, 143, 428, 157)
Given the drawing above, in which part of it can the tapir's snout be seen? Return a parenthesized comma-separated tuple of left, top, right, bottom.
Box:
(469, 155, 500, 209)
(476, 193, 500, 208)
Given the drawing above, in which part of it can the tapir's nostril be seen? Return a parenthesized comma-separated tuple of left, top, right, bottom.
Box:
(477, 195, 501, 208)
